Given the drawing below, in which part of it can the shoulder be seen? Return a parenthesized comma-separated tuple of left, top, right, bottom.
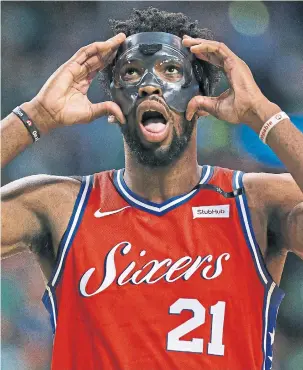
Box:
(243, 172, 302, 213)
(243, 172, 303, 253)
(1, 174, 82, 204)
(2, 175, 83, 233)
(1, 174, 83, 230)
(1, 174, 84, 262)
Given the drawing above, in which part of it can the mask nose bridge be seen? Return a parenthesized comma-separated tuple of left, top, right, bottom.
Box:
(139, 70, 163, 87)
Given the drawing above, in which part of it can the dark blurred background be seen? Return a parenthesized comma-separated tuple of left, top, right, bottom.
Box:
(1, 2, 303, 369)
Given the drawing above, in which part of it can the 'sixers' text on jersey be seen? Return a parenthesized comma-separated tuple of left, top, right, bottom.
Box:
(43, 166, 284, 370)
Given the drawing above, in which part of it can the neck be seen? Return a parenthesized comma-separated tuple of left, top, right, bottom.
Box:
(123, 134, 201, 203)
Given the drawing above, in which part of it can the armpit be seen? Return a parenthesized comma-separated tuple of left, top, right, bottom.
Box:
(30, 230, 54, 258)
(267, 208, 289, 257)
(287, 202, 303, 258)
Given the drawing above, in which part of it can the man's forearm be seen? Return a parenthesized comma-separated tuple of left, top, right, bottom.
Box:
(1, 101, 50, 168)
(250, 100, 303, 192)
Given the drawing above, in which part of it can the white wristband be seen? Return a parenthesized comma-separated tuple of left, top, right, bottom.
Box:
(259, 111, 289, 144)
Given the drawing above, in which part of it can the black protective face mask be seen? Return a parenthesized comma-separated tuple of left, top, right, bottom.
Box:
(110, 32, 204, 115)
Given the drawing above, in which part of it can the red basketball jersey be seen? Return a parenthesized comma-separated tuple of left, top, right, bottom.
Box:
(43, 166, 284, 370)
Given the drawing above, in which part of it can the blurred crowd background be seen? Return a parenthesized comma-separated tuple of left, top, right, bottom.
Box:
(1, 2, 303, 369)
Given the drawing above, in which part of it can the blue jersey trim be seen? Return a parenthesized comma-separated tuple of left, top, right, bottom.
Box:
(113, 165, 214, 216)
(42, 175, 93, 332)
(233, 171, 271, 285)
(232, 170, 285, 369)
(42, 285, 58, 335)
(262, 283, 285, 370)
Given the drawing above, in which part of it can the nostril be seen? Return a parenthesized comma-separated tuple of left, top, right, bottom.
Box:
(138, 86, 163, 97)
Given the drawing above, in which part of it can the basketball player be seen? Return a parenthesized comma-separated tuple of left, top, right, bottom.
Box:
(1, 8, 303, 370)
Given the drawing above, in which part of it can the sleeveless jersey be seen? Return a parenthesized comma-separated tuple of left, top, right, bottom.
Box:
(43, 166, 284, 370)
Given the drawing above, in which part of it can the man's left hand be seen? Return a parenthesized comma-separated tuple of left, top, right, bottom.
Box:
(183, 36, 278, 127)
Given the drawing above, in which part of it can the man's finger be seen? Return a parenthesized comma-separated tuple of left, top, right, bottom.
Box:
(78, 52, 115, 77)
(183, 36, 234, 54)
(191, 52, 210, 64)
(105, 33, 127, 55)
(191, 43, 228, 61)
(80, 55, 102, 75)
(182, 35, 206, 44)
(70, 33, 126, 65)
(91, 101, 126, 124)
(183, 37, 238, 67)
(71, 43, 105, 64)
(196, 110, 210, 117)
(186, 96, 218, 121)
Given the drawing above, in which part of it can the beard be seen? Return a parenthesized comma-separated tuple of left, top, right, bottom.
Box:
(119, 117, 195, 168)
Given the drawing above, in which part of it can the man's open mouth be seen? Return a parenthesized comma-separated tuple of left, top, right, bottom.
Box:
(141, 111, 167, 133)
(136, 100, 171, 143)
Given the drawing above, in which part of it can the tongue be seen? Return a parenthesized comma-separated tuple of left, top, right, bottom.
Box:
(143, 118, 166, 133)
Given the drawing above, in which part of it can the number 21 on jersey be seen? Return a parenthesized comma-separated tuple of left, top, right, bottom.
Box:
(167, 298, 226, 355)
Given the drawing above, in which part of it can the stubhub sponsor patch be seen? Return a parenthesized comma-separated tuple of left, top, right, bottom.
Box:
(192, 205, 230, 219)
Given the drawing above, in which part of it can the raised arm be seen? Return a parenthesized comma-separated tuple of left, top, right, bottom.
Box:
(183, 36, 303, 192)
(182, 36, 303, 258)
(1, 33, 126, 168)
(1, 34, 126, 262)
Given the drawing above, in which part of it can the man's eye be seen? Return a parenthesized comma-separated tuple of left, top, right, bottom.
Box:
(166, 66, 179, 74)
(121, 66, 142, 82)
(125, 68, 138, 76)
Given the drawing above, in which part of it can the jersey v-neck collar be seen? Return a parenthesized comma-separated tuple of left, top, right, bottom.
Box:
(113, 165, 214, 216)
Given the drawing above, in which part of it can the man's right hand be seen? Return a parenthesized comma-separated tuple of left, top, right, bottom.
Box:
(30, 33, 126, 132)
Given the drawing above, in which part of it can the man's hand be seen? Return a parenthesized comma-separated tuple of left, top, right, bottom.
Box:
(183, 36, 279, 127)
(30, 33, 126, 132)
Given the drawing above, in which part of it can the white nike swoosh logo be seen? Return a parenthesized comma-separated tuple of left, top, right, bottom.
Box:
(94, 206, 131, 218)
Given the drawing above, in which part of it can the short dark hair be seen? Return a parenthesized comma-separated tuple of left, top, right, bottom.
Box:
(99, 7, 221, 98)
